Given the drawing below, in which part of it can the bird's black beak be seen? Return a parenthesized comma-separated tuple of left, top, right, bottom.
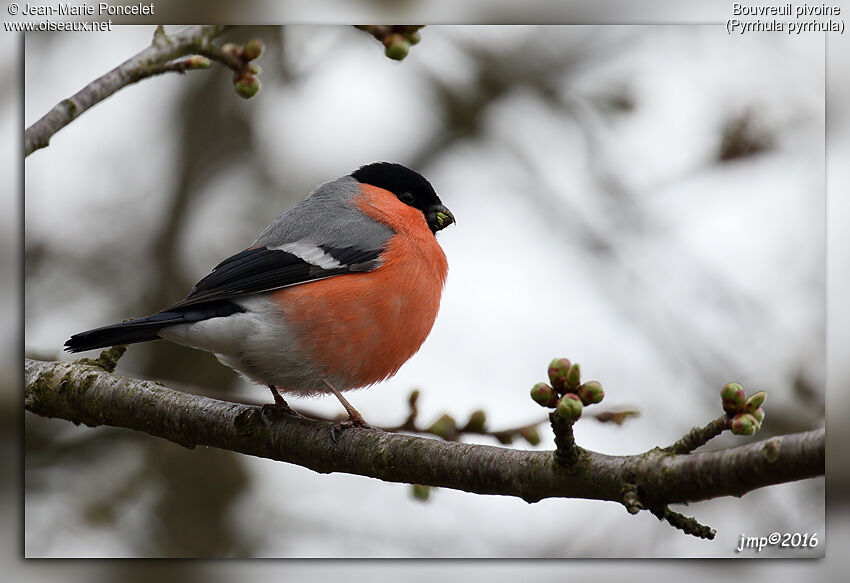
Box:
(426, 204, 455, 233)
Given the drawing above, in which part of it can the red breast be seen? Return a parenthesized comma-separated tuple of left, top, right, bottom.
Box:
(270, 183, 448, 389)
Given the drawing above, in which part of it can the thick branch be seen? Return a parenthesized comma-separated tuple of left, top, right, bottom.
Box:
(25, 25, 229, 157)
(25, 358, 824, 508)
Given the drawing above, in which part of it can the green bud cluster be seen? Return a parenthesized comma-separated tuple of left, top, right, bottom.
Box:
(228, 39, 265, 99)
(382, 26, 424, 61)
(720, 383, 767, 435)
(530, 357, 606, 421)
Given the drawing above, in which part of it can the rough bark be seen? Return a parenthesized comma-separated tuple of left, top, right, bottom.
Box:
(25, 358, 825, 509)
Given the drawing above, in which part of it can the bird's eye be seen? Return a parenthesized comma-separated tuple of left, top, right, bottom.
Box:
(399, 191, 415, 204)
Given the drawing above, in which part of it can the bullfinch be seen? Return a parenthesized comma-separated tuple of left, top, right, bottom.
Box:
(65, 162, 455, 426)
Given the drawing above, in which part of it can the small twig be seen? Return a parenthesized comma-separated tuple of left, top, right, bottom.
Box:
(153, 56, 213, 75)
(383, 389, 422, 432)
(380, 385, 636, 444)
(622, 483, 643, 514)
(194, 43, 244, 71)
(76, 345, 127, 373)
(650, 506, 717, 540)
(592, 408, 640, 425)
(473, 421, 542, 446)
(665, 415, 733, 454)
(375, 393, 633, 445)
(549, 411, 580, 465)
(25, 25, 230, 156)
(350, 404, 543, 446)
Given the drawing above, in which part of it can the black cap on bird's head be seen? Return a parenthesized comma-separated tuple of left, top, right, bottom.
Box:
(351, 162, 455, 234)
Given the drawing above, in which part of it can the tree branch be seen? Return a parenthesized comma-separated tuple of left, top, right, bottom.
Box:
(24, 25, 230, 157)
(664, 415, 732, 454)
(25, 357, 824, 513)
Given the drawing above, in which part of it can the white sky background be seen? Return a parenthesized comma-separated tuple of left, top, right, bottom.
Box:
(22, 25, 826, 558)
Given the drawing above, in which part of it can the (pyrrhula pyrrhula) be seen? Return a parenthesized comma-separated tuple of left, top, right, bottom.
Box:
(65, 162, 455, 426)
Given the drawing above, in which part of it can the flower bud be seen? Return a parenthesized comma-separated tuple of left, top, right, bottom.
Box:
(566, 362, 581, 391)
(721, 382, 747, 414)
(406, 30, 421, 45)
(428, 414, 459, 440)
(222, 43, 241, 59)
(519, 427, 541, 446)
(464, 409, 487, 433)
(731, 413, 758, 436)
(384, 34, 410, 60)
(234, 75, 260, 99)
(496, 433, 514, 445)
(185, 56, 212, 69)
(411, 484, 430, 501)
(547, 357, 571, 392)
(556, 393, 583, 421)
(241, 39, 265, 61)
(530, 383, 558, 408)
(751, 407, 765, 427)
(577, 380, 604, 405)
(744, 391, 767, 414)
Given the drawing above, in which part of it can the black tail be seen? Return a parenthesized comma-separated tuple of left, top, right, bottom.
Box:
(64, 301, 244, 353)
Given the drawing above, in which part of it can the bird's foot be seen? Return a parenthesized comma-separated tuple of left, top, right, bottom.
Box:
(320, 378, 374, 440)
(262, 385, 305, 420)
(338, 410, 373, 430)
(260, 403, 307, 427)
(329, 414, 373, 443)
(260, 402, 305, 419)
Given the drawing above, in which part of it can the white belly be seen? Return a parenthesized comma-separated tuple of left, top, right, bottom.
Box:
(157, 295, 333, 395)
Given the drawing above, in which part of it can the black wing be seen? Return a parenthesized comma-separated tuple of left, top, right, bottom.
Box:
(166, 244, 383, 310)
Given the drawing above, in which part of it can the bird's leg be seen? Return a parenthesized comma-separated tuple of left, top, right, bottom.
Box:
(321, 378, 371, 429)
(264, 385, 304, 418)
